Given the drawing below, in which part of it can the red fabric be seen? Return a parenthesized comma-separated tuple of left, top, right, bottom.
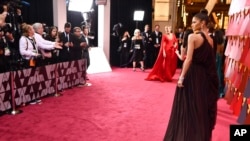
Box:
(243, 48, 250, 68)
(245, 10, 250, 35)
(230, 92, 238, 110)
(226, 15, 235, 35)
(225, 85, 235, 104)
(238, 68, 249, 93)
(239, 38, 250, 62)
(224, 37, 233, 57)
(239, 9, 250, 36)
(232, 68, 242, 89)
(234, 38, 243, 61)
(145, 33, 177, 82)
(229, 62, 238, 83)
(233, 93, 243, 116)
(224, 57, 230, 76)
(234, 13, 244, 36)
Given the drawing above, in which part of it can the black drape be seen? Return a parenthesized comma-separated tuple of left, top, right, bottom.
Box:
(22, 0, 53, 26)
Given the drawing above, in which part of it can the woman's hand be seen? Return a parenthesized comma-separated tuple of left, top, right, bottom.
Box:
(54, 42, 62, 49)
(177, 77, 184, 87)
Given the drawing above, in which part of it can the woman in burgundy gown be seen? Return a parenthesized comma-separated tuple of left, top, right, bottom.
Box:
(145, 26, 178, 82)
(164, 12, 219, 141)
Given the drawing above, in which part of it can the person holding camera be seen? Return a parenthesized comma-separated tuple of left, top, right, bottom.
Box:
(19, 23, 41, 68)
(32, 22, 62, 65)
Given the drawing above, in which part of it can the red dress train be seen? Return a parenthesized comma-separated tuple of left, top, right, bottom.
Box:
(145, 33, 177, 82)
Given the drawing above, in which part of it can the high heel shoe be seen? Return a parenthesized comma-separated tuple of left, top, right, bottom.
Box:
(133, 68, 136, 72)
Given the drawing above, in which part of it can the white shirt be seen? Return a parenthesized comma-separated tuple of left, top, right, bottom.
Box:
(34, 33, 55, 50)
(19, 36, 38, 60)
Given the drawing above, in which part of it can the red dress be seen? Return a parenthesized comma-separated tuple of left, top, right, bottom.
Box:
(145, 33, 177, 82)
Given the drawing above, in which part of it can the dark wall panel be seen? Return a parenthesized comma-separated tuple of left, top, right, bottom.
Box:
(22, 0, 53, 26)
(111, 0, 152, 35)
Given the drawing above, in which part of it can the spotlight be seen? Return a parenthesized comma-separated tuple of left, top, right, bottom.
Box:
(133, 10, 145, 21)
(68, 0, 93, 13)
(133, 10, 144, 28)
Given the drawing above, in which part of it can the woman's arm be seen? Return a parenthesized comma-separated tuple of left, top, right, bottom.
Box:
(175, 45, 186, 60)
(173, 34, 178, 48)
(177, 34, 195, 87)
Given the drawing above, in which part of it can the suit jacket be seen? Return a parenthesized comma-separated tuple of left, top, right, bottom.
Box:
(151, 31, 162, 46)
(141, 31, 152, 44)
(58, 32, 75, 62)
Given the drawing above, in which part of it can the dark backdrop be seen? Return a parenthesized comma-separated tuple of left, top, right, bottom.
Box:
(22, 0, 53, 26)
(110, 0, 152, 35)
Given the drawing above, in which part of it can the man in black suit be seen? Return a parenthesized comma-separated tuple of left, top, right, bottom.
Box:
(151, 24, 162, 65)
(58, 22, 74, 62)
(141, 24, 153, 68)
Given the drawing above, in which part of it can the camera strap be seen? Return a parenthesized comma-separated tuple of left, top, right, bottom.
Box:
(27, 37, 37, 50)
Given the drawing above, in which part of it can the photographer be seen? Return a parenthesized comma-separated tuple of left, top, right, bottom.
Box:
(19, 23, 41, 68)
(2, 1, 23, 34)
(0, 1, 24, 70)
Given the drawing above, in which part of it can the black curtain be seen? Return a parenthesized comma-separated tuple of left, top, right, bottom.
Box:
(22, 0, 53, 26)
(111, 0, 152, 35)
(110, 0, 152, 66)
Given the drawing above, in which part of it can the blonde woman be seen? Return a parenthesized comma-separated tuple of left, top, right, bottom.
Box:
(130, 29, 145, 71)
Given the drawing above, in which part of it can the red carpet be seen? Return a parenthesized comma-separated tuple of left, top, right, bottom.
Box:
(0, 67, 237, 141)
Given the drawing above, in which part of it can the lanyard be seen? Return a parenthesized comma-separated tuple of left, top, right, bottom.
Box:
(27, 37, 36, 50)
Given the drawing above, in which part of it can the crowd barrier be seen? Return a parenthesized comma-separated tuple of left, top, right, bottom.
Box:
(0, 59, 86, 114)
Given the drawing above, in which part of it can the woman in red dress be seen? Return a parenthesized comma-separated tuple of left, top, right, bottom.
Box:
(145, 26, 178, 82)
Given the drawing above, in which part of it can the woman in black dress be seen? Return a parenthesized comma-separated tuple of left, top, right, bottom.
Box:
(130, 29, 145, 71)
(119, 31, 131, 67)
(164, 12, 219, 141)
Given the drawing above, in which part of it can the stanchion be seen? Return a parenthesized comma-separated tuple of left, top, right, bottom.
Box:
(8, 71, 22, 115)
(54, 63, 62, 97)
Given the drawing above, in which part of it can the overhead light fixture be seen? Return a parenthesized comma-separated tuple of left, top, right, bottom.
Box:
(133, 10, 145, 21)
